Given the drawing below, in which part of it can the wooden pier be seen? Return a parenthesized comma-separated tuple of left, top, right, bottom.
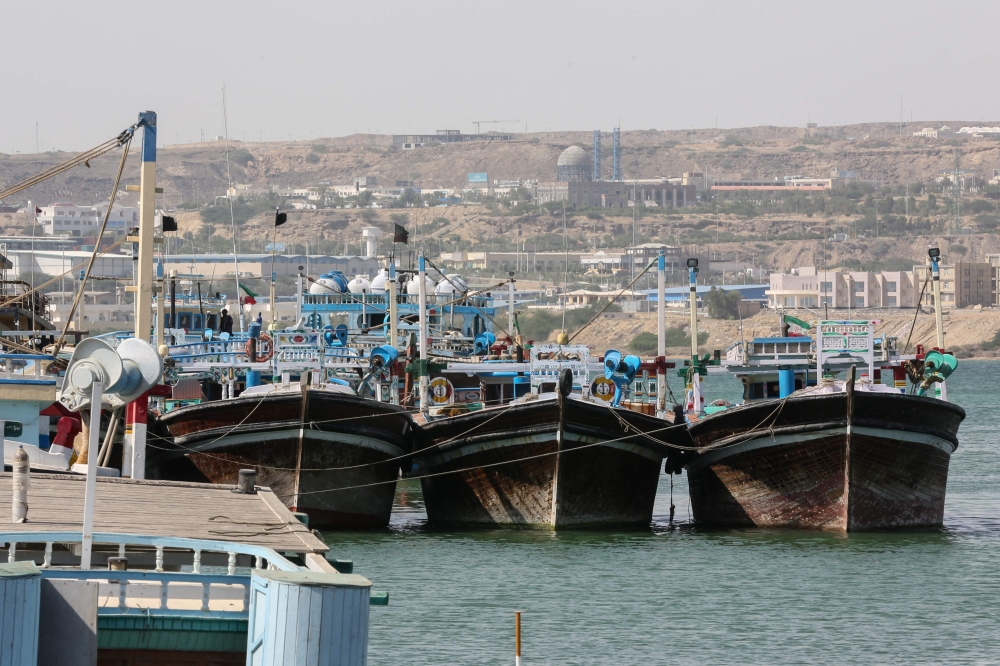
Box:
(0, 473, 327, 556)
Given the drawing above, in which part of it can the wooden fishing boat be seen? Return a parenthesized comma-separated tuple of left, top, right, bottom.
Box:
(683, 378, 965, 530)
(412, 370, 679, 529)
(154, 383, 414, 529)
(682, 314, 965, 531)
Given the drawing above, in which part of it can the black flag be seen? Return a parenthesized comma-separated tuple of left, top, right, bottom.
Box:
(394, 223, 409, 244)
(275, 209, 288, 227)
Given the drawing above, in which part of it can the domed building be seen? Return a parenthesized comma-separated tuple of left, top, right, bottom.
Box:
(556, 145, 592, 182)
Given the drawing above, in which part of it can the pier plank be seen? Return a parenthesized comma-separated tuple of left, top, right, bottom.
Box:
(0, 473, 327, 554)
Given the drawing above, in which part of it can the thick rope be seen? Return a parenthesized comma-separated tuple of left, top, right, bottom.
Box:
(55, 136, 132, 352)
(0, 126, 136, 201)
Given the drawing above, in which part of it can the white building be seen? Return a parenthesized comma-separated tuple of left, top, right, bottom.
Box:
(37, 203, 138, 236)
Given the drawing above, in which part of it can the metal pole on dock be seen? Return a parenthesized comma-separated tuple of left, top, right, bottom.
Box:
(687, 258, 701, 416)
(81, 381, 103, 570)
(388, 262, 398, 348)
(929, 248, 944, 349)
(929, 247, 948, 400)
(155, 261, 165, 349)
(656, 251, 666, 419)
(418, 253, 429, 415)
(515, 611, 522, 666)
(135, 111, 157, 340)
(508, 276, 515, 337)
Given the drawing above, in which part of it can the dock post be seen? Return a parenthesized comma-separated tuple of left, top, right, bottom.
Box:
(81, 381, 103, 570)
(418, 253, 429, 415)
(12, 445, 29, 523)
(656, 251, 666, 418)
(515, 610, 522, 666)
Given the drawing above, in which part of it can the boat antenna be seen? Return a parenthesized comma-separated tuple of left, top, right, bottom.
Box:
(222, 85, 245, 333)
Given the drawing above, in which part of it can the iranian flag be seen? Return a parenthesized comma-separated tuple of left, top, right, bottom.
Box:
(239, 283, 259, 305)
(784, 314, 811, 337)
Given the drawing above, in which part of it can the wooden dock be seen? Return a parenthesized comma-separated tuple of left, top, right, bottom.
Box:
(0, 473, 328, 555)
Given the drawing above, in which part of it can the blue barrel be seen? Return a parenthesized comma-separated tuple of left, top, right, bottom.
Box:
(248, 321, 261, 339)
(513, 376, 530, 398)
(246, 370, 262, 388)
(778, 367, 795, 398)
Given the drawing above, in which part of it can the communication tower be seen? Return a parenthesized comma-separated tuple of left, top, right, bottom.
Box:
(612, 127, 621, 181)
(593, 130, 602, 181)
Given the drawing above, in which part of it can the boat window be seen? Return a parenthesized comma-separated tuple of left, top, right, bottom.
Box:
(179, 313, 193, 329)
(207, 314, 218, 330)
(539, 382, 556, 394)
(193, 314, 203, 330)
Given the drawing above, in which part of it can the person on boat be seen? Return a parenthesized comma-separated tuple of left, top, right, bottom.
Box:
(220, 309, 234, 335)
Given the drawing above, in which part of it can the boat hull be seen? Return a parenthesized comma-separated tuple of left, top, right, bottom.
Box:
(684, 391, 965, 531)
(155, 389, 414, 529)
(414, 398, 676, 528)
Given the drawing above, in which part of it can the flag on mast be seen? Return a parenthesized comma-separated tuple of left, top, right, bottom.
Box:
(393, 223, 409, 244)
(239, 283, 259, 305)
(783, 314, 811, 337)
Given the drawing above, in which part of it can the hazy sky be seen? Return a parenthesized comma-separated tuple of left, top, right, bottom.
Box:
(4, 0, 1000, 153)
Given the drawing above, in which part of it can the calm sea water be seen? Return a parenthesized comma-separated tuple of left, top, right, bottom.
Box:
(326, 362, 1000, 665)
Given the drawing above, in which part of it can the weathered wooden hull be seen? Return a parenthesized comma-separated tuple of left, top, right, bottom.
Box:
(684, 391, 965, 531)
(413, 397, 678, 528)
(154, 389, 414, 529)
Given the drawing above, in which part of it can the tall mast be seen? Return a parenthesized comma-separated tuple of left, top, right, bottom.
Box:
(135, 111, 157, 339)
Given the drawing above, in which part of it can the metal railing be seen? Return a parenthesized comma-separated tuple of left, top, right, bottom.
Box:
(0, 532, 303, 619)
(0, 353, 59, 385)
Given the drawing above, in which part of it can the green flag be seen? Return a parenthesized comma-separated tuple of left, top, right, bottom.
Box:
(784, 314, 811, 337)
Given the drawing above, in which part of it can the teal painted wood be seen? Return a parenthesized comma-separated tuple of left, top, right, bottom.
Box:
(96, 614, 248, 652)
(247, 570, 371, 666)
(0, 562, 40, 666)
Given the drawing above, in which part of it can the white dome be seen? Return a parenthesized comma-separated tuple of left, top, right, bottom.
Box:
(309, 277, 341, 295)
(348, 276, 372, 294)
(557, 145, 589, 167)
(405, 274, 436, 295)
(370, 269, 389, 294)
(435, 274, 467, 297)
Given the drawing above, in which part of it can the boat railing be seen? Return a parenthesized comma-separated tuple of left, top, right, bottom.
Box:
(0, 531, 302, 619)
(168, 340, 249, 364)
(303, 292, 493, 309)
(0, 353, 59, 386)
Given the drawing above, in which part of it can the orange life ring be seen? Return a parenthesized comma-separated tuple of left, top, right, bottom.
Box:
(248, 333, 273, 362)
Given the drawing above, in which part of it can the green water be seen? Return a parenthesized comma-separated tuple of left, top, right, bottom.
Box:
(326, 362, 1000, 665)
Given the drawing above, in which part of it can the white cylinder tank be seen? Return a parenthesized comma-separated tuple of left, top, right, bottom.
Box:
(405, 274, 436, 295)
(370, 269, 389, 294)
(309, 277, 341, 295)
(435, 274, 467, 297)
(348, 275, 372, 294)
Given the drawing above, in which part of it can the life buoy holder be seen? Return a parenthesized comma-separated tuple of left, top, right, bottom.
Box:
(249, 333, 273, 362)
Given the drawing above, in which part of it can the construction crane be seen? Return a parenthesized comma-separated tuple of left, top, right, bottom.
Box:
(472, 120, 520, 134)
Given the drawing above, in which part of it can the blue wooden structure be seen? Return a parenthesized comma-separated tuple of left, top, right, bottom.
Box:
(0, 561, 40, 666)
(0, 531, 381, 664)
(248, 569, 372, 666)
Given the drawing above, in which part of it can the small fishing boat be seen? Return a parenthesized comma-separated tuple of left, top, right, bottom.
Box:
(412, 346, 681, 528)
(155, 380, 414, 529)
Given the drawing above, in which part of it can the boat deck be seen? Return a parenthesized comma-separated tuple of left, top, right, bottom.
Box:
(0, 473, 328, 554)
